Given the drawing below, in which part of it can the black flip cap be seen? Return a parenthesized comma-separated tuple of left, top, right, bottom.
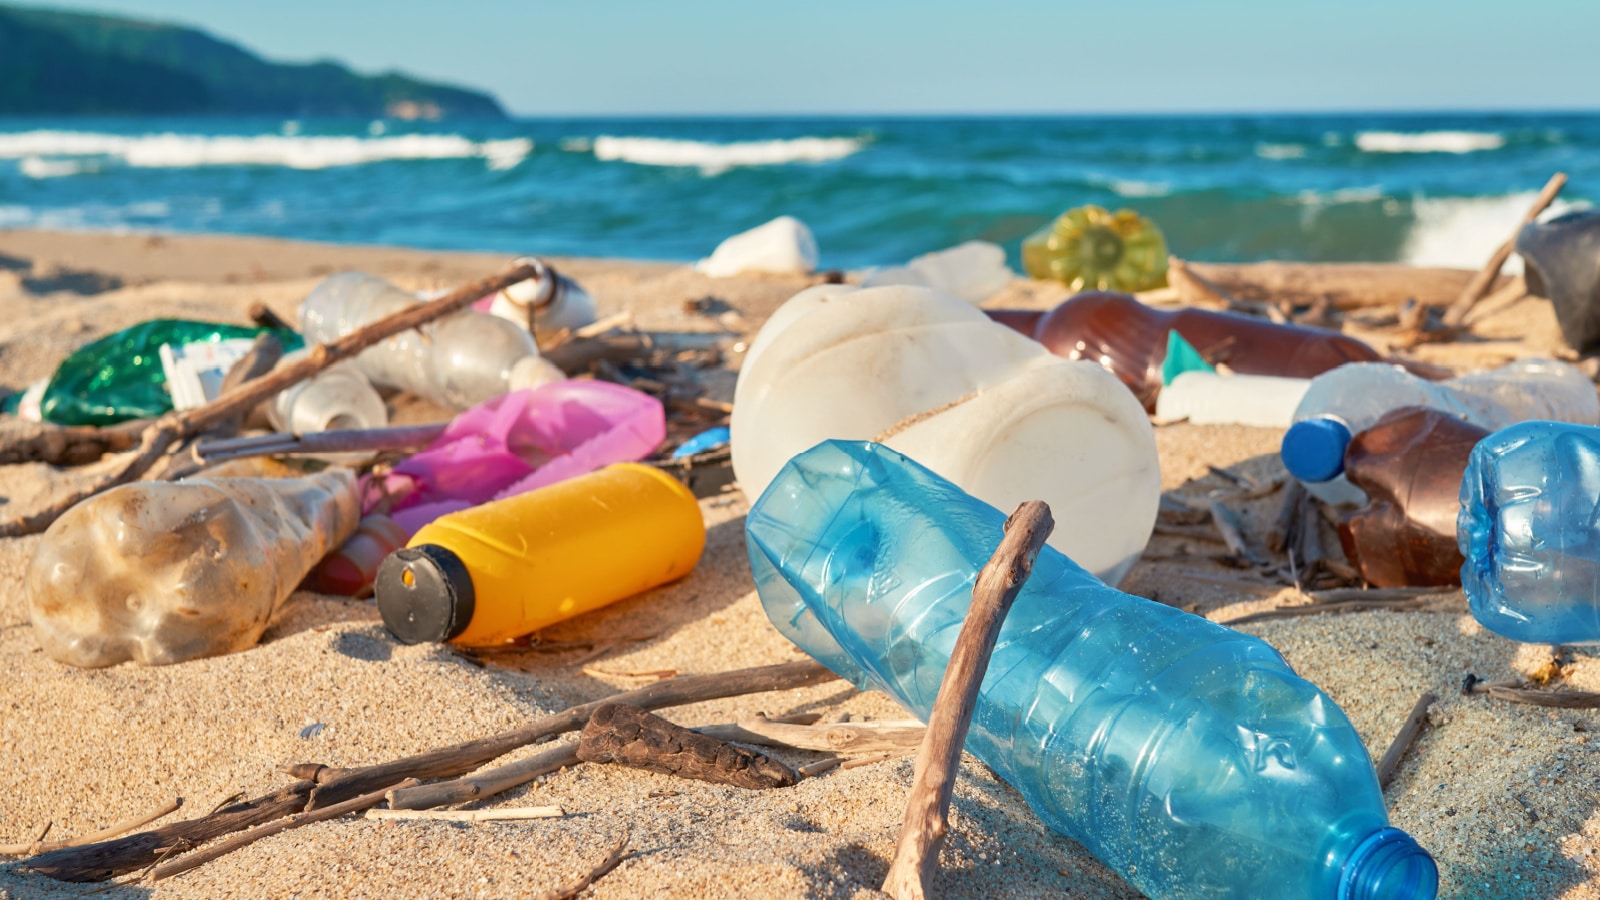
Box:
(376, 544, 476, 644)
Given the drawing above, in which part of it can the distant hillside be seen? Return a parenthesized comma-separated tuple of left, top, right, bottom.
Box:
(0, 3, 506, 118)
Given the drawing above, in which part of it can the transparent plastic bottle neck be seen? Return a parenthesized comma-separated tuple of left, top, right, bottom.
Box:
(1337, 828, 1438, 900)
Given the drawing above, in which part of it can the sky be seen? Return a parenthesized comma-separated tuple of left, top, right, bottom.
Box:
(32, 0, 1600, 116)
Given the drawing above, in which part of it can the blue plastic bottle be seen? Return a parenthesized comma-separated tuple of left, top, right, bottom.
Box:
(1459, 421, 1600, 643)
(747, 440, 1437, 900)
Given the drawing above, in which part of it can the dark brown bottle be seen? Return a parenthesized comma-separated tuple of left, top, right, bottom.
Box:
(986, 291, 1381, 409)
(1338, 406, 1490, 588)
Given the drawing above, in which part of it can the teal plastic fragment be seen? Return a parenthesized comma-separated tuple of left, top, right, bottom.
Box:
(1160, 329, 1214, 386)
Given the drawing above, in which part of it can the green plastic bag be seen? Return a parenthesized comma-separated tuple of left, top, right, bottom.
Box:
(39, 319, 303, 426)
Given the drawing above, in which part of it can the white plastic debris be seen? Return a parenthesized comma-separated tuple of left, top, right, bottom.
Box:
(859, 240, 1015, 304)
(696, 216, 818, 278)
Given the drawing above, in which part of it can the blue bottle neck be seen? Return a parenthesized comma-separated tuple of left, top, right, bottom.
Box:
(1336, 827, 1438, 900)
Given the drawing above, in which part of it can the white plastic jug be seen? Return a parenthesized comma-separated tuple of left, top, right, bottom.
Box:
(732, 283, 1160, 585)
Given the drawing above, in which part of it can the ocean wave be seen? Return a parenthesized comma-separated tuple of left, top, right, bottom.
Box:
(1107, 179, 1169, 198)
(0, 131, 532, 171)
(1355, 131, 1505, 154)
(1256, 143, 1307, 160)
(590, 135, 863, 174)
(1401, 192, 1586, 269)
(18, 156, 90, 179)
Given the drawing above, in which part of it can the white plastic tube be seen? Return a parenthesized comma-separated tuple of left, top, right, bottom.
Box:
(1155, 372, 1311, 428)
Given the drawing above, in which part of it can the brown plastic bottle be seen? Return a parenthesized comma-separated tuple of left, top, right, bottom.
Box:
(985, 291, 1381, 409)
(1338, 406, 1490, 588)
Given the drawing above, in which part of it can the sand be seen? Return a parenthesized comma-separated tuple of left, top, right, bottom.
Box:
(0, 229, 1595, 899)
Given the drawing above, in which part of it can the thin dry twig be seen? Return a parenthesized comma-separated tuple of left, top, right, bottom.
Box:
(364, 807, 566, 823)
(1472, 682, 1600, 709)
(29, 660, 837, 882)
(883, 501, 1054, 900)
(536, 831, 631, 900)
(1376, 693, 1436, 788)
(150, 780, 418, 882)
(0, 798, 181, 856)
(1441, 173, 1567, 329)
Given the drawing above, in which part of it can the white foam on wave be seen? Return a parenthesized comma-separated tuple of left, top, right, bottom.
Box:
(1108, 179, 1169, 198)
(0, 130, 532, 171)
(18, 156, 89, 179)
(1256, 143, 1307, 160)
(1355, 131, 1505, 154)
(590, 135, 863, 175)
(1401, 192, 1587, 269)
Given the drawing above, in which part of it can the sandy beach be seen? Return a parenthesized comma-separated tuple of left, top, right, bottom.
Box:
(0, 228, 1595, 900)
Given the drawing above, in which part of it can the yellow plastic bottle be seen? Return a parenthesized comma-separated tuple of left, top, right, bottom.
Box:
(375, 463, 705, 646)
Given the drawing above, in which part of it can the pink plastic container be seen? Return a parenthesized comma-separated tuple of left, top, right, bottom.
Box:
(365, 380, 666, 535)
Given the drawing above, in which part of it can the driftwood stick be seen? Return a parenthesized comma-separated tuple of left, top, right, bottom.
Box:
(0, 421, 144, 467)
(1183, 261, 1507, 311)
(387, 743, 580, 812)
(1268, 479, 1306, 555)
(0, 420, 181, 538)
(1441, 172, 1567, 328)
(0, 798, 181, 857)
(1207, 498, 1259, 564)
(883, 501, 1054, 900)
(306, 659, 832, 798)
(1376, 693, 1436, 788)
(390, 711, 825, 812)
(576, 703, 798, 789)
(729, 716, 927, 755)
(1474, 683, 1600, 709)
(150, 780, 417, 882)
(25, 781, 316, 882)
(1307, 587, 1458, 605)
(1223, 591, 1462, 627)
(247, 302, 294, 332)
(365, 806, 566, 822)
(30, 659, 836, 882)
(536, 831, 630, 900)
(0, 261, 539, 537)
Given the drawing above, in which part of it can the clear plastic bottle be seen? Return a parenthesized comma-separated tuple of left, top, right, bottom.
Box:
(298, 272, 539, 410)
(28, 471, 360, 667)
(747, 440, 1438, 900)
(487, 257, 599, 335)
(1282, 359, 1599, 505)
(265, 349, 388, 434)
(1459, 421, 1600, 643)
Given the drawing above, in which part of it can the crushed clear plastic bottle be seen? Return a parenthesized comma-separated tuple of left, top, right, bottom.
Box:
(28, 471, 360, 667)
(1282, 359, 1599, 505)
(1459, 420, 1600, 643)
(298, 272, 539, 410)
(747, 440, 1438, 900)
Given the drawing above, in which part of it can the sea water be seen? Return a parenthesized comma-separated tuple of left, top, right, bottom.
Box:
(0, 112, 1595, 268)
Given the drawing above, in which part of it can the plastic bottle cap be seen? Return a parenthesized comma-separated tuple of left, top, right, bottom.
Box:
(1281, 417, 1353, 482)
(376, 544, 477, 644)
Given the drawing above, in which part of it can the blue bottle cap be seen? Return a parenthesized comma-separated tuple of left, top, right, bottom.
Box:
(1281, 417, 1353, 482)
